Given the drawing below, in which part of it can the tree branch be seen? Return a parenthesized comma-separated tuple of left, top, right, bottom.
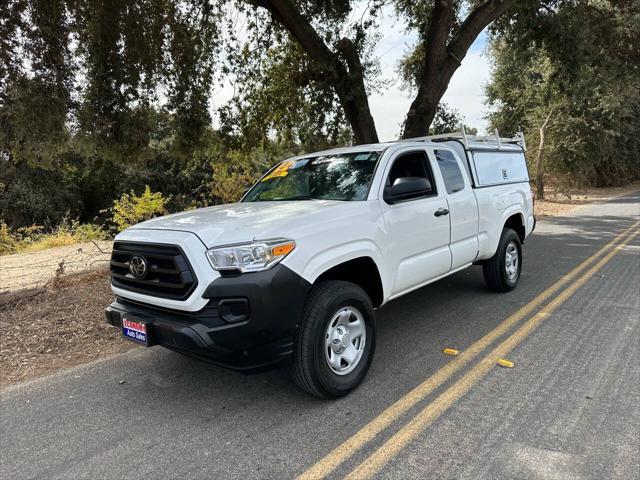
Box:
(540, 108, 553, 130)
(444, 0, 518, 73)
(424, 0, 455, 69)
(336, 37, 362, 80)
(248, 0, 379, 143)
(250, 0, 341, 79)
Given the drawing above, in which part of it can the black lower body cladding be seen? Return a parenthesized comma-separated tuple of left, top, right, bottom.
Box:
(105, 264, 312, 372)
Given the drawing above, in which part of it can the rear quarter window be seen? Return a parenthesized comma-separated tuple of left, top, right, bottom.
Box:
(434, 149, 465, 194)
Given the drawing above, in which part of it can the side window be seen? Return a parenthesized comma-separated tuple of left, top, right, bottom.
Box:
(387, 152, 430, 185)
(434, 149, 466, 194)
(385, 151, 436, 203)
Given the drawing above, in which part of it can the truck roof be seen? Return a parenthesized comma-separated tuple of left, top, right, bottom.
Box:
(288, 128, 526, 160)
(288, 141, 440, 160)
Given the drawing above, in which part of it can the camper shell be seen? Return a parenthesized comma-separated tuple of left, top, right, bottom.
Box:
(404, 128, 530, 189)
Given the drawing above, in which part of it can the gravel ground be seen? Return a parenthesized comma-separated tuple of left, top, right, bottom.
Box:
(0, 240, 112, 295)
(0, 274, 135, 389)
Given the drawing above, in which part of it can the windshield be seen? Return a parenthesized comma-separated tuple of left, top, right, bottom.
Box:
(242, 152, 381, 202)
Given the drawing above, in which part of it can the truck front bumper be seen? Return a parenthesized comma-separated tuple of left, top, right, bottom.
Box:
(105, 264, 311, 372)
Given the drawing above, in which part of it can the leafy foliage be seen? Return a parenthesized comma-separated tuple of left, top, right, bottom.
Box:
(111, 186, 168, 231)
(0, 222, 16, 254)
(1, 0, 637, 237)
(0, 0, 361, 230)
(220, 40, 354, 150)
(485, 1, 640, 187)
(430, 103, 463, 135)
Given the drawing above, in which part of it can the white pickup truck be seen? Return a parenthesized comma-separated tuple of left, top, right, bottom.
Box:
(106, 131, 535, 398)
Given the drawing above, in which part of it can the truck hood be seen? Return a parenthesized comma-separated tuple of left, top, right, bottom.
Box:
(128, 200, 369, 248)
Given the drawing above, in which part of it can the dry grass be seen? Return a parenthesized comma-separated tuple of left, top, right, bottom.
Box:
(0, 274, 136, 389)
(17, 232, 80, 252)
(1, 221, 109, 256)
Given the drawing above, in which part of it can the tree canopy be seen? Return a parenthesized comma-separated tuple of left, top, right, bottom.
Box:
(485, 0, 640, 188)
(1, 0, 638, 230)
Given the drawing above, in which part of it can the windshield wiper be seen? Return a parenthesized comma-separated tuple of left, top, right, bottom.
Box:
(269, 195, 318, 201)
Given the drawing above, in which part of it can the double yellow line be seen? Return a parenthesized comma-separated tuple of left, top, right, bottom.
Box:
(299, 220, 640, 480)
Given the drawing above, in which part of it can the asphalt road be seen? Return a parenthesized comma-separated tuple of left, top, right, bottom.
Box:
(1, 192, 639, 480)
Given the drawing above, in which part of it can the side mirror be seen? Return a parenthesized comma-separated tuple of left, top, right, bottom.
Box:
(384, 177, 432, 204)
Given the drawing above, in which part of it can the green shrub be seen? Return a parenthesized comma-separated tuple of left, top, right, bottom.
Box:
(112, 185, 168, 231)
(210, 159, 256, 204)
(0, 224, 46, 254)
(205, 146, 272, 205)
(72, 223, 110, 242)
(0, 222, 16, 254)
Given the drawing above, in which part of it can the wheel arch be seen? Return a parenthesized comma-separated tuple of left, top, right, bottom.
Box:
(503, 211, 526, 242)
(314, 257, 384, 308)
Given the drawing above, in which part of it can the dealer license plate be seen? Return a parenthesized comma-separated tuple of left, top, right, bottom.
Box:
(122, 317, 150, 346)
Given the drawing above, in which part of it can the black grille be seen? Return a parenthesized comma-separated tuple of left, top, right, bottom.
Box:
(110, 242, 197, 300)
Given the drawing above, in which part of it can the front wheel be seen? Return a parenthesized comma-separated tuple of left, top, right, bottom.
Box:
(291, 280, 376, 399)
(483, 228, 522, 292)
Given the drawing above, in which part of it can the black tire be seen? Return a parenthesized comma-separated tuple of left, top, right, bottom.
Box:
(483, 228, 522, 292)
(291, 280, 376, 399)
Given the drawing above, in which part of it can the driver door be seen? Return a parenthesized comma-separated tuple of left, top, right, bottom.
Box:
(379, 148, 452, 297)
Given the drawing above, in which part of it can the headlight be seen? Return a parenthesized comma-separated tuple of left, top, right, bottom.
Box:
(206, 239, 296, 273)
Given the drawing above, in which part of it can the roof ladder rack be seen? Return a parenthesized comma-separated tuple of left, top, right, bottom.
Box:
(395, 125, 526, 151)
(518, 131, 526, 152)
(460, 124, 469, 149)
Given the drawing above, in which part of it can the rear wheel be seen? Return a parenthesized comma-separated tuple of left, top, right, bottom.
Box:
(291, 280, 376, 399)
(483, 228, 522, 292)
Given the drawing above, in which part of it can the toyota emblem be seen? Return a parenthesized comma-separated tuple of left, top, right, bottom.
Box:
(129, 255, 148, 279)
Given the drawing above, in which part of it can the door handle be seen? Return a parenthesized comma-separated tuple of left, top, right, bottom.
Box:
(434, 208, 449, 217)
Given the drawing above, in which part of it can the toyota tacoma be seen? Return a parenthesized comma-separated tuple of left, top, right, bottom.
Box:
(105, 130, 535, 398)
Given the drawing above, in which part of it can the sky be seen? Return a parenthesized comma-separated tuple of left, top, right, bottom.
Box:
(211, 6, 493, 141)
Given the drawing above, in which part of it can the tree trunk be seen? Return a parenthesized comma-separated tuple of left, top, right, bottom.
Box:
(335, 38, 379, 144)
(535, 111, 553, 200)
(403, 80, 448, 139)
(335, 86, 379, 144)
